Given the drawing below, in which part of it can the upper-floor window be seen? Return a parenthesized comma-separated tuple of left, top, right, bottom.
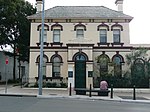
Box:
(51, 23, 63, 43)
(74, 23, 86, 38)
(100, 29, 107, 43)
(76, 29, 84, 38)
(39, 29, 47, 43)
(113, 29, 120, 43)
(53, 29, 60, 43)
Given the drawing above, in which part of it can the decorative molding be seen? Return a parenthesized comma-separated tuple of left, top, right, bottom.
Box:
(50, 42, 63, 47)
(97, 43, 110, 47)
(112, 53, 125, 63)
(36, 54, 49, 63)
(50, 53, 63, 63)
(37, 24, 49, 31)
(51, 23, 63, 31)
(97, 23, 109, 31)
(36, 42, 49, 47)
(111, 23, 123, 31)
(67, 43, 94, 47)
(74, 23, 86, 31)
(111, 42, 124, 47)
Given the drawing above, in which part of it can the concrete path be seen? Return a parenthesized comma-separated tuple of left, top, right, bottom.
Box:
(0, 85, 150, 103)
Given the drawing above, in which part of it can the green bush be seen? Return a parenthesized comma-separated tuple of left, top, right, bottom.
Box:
(95, 75, 149, 88)
(60, 82, 68, 88)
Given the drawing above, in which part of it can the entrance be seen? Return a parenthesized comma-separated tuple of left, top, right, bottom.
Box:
(75, 54, 86, 95)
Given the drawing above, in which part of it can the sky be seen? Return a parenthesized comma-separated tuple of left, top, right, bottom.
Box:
(26, 0, 150, 44)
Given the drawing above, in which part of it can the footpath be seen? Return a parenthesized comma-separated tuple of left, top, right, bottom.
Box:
(0, 85, 150, 104)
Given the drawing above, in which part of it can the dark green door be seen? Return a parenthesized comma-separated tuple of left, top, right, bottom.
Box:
(75, 61, 86, 95)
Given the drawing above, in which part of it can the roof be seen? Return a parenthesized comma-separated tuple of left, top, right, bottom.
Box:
(27, 6, 133, 20)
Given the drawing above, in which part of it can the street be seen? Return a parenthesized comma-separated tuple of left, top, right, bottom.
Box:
(0, 96, 149, 112)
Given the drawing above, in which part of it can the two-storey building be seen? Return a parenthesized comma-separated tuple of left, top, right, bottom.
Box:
(28, 0, 133, 88)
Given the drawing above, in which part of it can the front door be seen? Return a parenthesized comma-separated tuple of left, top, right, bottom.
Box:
(75, 54, 86, 95)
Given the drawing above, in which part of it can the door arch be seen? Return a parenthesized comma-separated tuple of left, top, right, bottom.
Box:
(73, 52, 87, 94)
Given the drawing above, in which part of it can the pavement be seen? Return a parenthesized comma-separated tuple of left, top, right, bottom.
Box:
(0, 85, 150, 104)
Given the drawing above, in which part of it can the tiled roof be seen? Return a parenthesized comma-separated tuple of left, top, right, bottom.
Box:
(28, 6, 133, 19)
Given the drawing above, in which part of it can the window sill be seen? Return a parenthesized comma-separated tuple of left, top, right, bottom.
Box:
(35, 77, 63, 81)
(111, 43, 124, 47)
(97, 43, 110, 47)
(36, 42, 49, 47)
(50, 42, 63, 47)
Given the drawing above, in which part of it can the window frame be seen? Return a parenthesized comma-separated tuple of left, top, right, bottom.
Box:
(39, 29, 47, 43)
(76, 29, 84, 38)
(52, 56, 61, 77)
(113, 29, 121, 43)
(53, 29, 61, 43)
(113, 56, 122, 77)
(100, 29, 107, 43)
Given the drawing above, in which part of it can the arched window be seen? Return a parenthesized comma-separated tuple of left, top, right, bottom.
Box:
(73, 51, 88, 61)
(132, 58, 146, 87)
(111, 23, 123, 43)
(113, 29, 120, 43)
(51, 54, 63, 77)
(74, 23, 86, 38)
(75, 54, 86, 61)
(36, 55, 48, 77)
(133, 58, 145, 76)
(37, 24, 49, 43)
(97, 54, 110, 76)
(99, 29, 107, 43)
(51, 23, 63, 43)
(52, 57, 61, 77)
(112, 54, 124, 77)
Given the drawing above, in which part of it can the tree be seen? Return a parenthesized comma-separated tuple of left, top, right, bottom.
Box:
(0, 0, 36, 79)
(125, 47, 150, 87)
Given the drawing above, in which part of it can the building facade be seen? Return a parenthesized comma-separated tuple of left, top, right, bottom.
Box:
(28, 0, 134, 88)
(0, 51, 29, 83)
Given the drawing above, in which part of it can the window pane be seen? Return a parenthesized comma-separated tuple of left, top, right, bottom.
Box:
(76, 29, 84, 38)
(113, 29, 120, 43)
(98, 55, 109, 76)
(52, 56, 61, 77)
(100, 29, 107, 43)
(113, 56, 122, 77)
(53, 29, 60, 42)
(114, 56, 121, 65)
(39, 29, 47, 43)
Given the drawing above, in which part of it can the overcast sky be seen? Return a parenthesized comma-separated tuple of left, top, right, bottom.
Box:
(26, 0, 150, 44)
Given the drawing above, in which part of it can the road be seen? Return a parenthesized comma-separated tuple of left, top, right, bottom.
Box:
(0, 96, 149, 112)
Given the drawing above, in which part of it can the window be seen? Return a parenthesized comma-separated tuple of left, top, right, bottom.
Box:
(97, 54, 110, 77)
(113, 56, 122, 77)
(52, 57, 61, 77)
(76, 29, 84, 38)
(39, 29, 47, 43)
(37, 55, 48, 77)
(113, 29, 120, 43)
(42, 57, 47, 77)
(75, 54, 86, 61)
(53, 29, 60, 43)
(100, 29, 107, 43)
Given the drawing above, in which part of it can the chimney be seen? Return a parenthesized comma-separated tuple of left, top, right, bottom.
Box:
(36, 0, 42, 13)
(115, 0, 123, 13)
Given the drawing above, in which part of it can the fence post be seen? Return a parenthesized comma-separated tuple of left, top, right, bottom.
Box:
(89, 84, 92, 97)
(133, 85, 136, 100)
(110, 84, 113, 99)
(69, 83, 71, 96)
